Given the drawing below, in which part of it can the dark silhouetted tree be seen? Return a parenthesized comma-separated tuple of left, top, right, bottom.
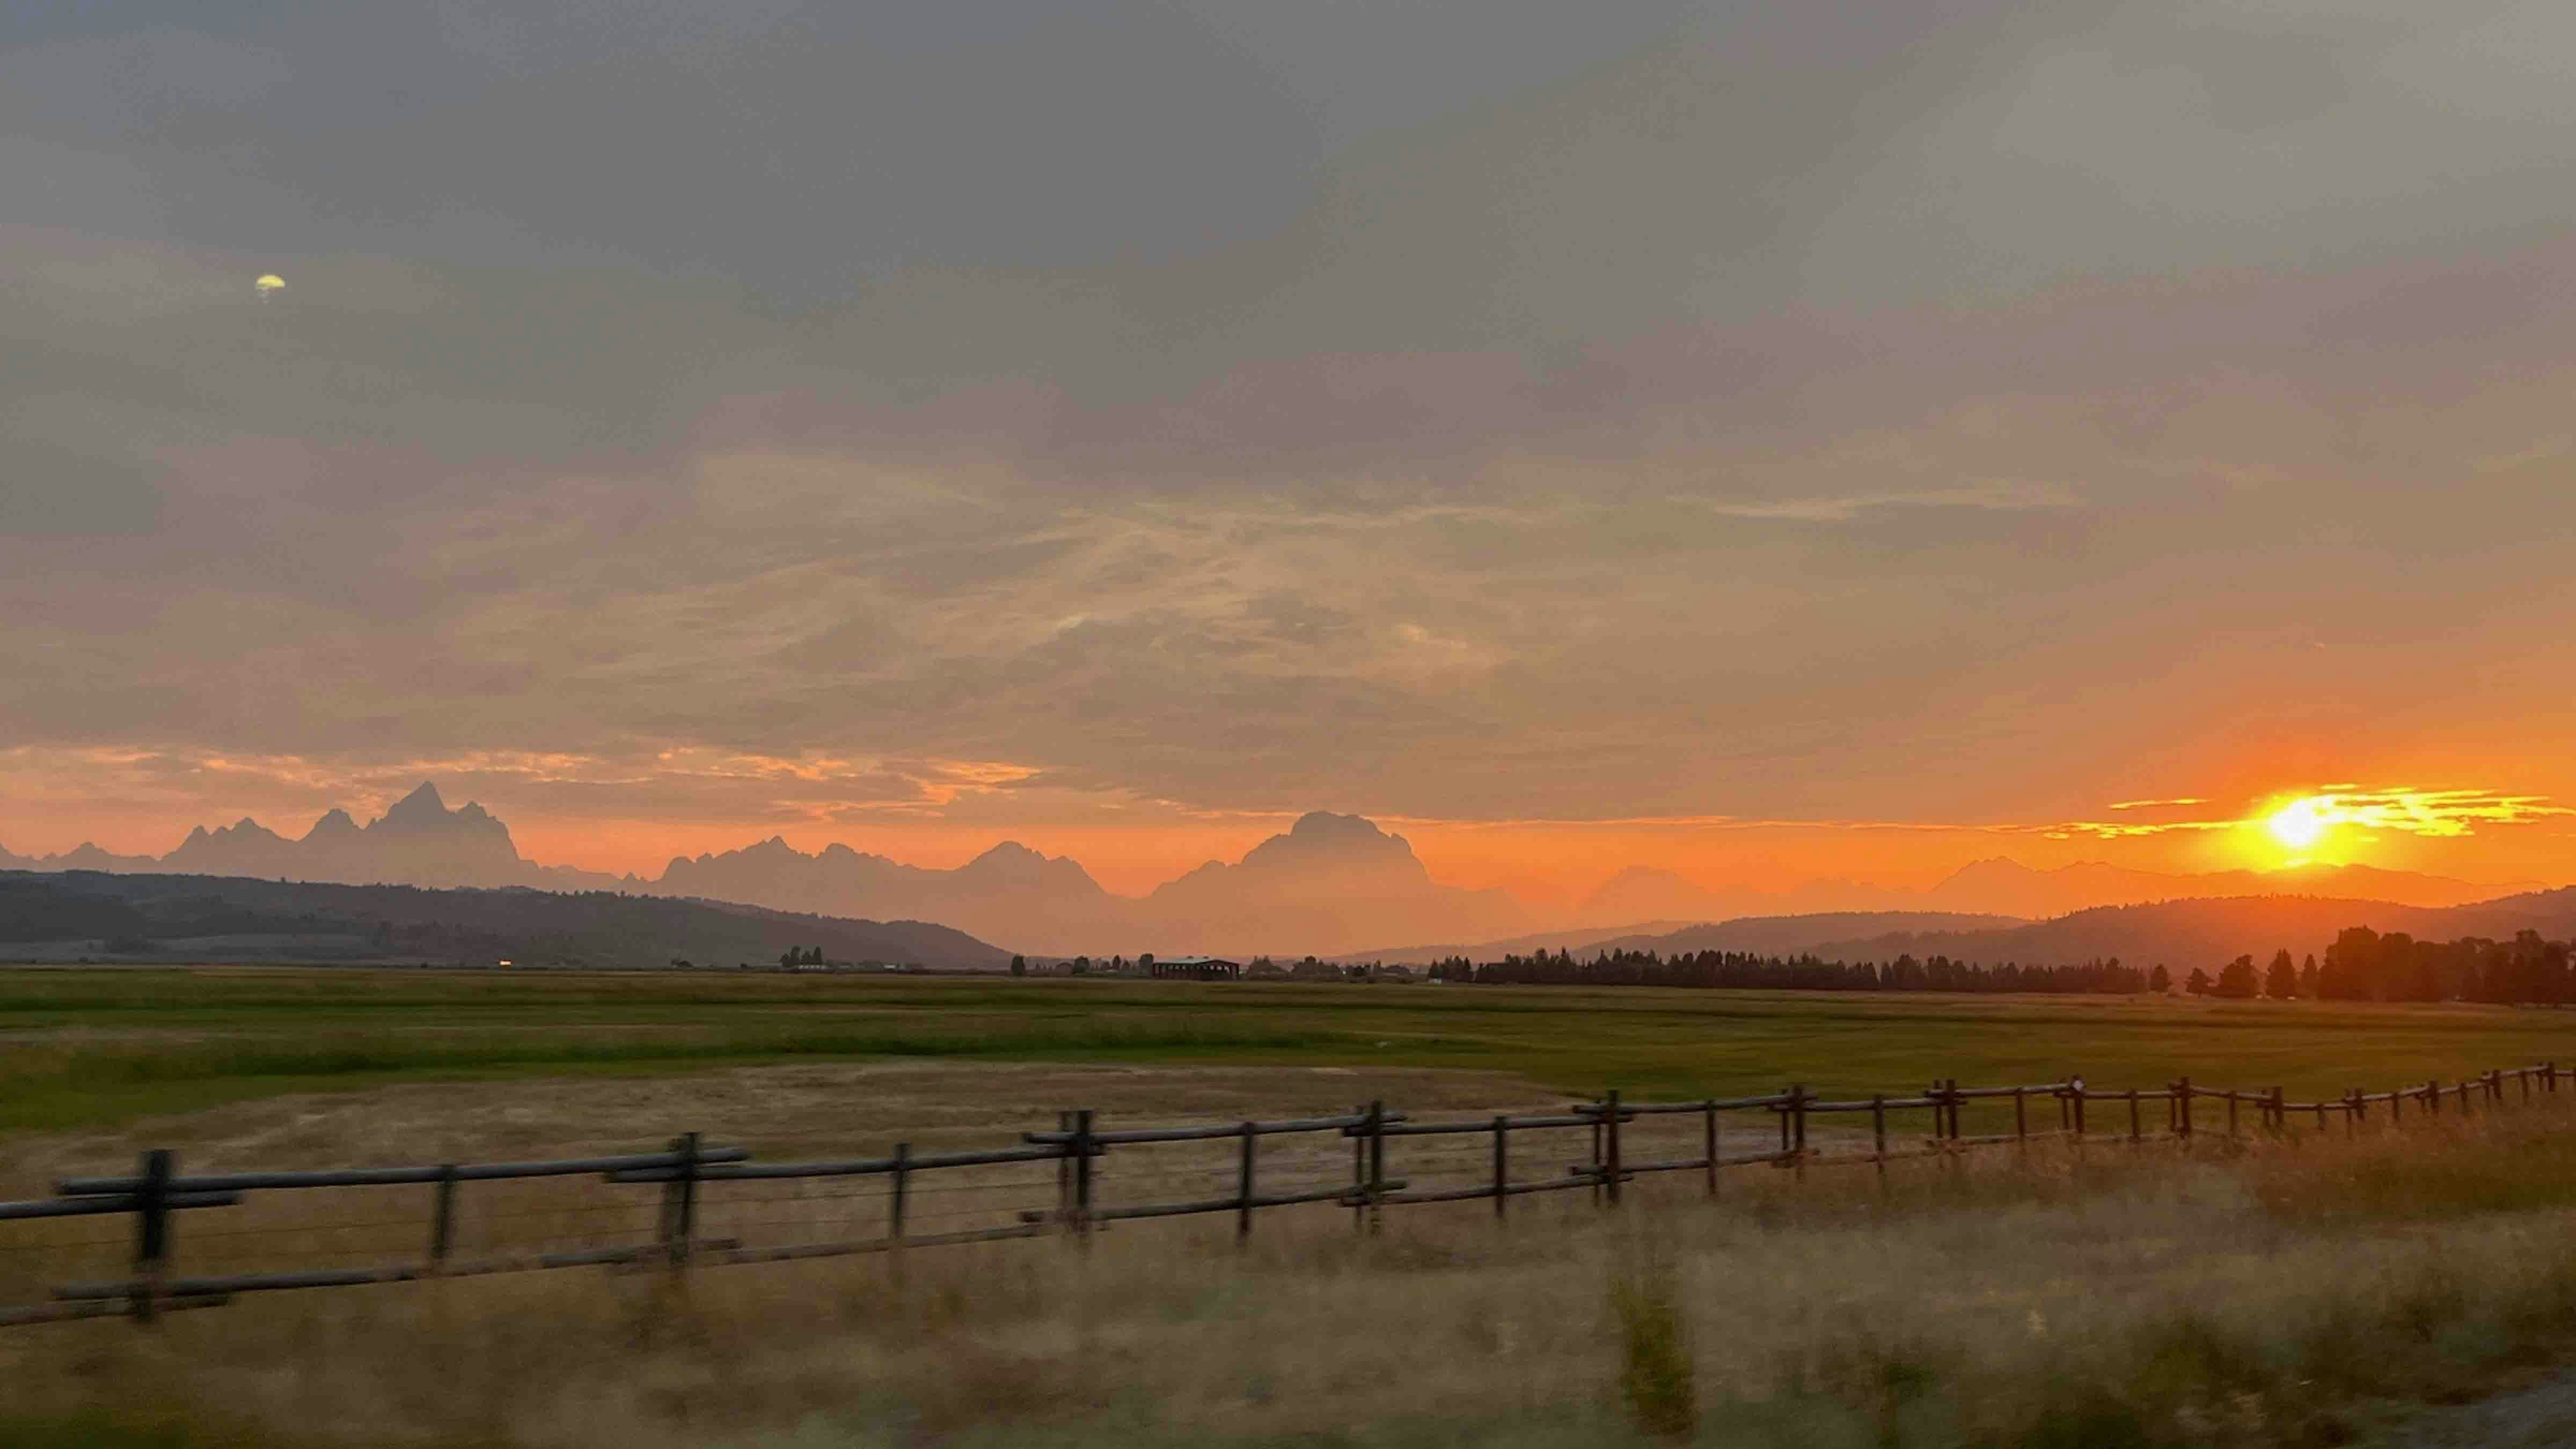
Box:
(2215, 955, 2258, 999)
(2264, 949, 2297, 999)
(2185, 967, 2213, 996)
(1010, 954, 1027, 977)
(2149, 963, 2171, 993)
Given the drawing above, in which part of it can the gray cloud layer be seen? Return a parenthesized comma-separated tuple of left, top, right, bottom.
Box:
(6, 1, 2574, 847)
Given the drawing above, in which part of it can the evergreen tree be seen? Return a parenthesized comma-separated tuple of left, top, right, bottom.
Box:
(2264, 948, 2297, 999)
(2297, 954, 2319, 998)
(2185, 967, 2213, 996)
(2148, 963, 2171, 993)
(1010, 954, 1027, 977)
(2215, 955, 2259, 999)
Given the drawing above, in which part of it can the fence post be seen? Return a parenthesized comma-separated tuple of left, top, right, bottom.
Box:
(2012, 1086, 2028, 1155)
(130, 1148, 172, 1324)
(1072, 1109, 1097, 1248)
(1235, 1122, 1256, 1243)
(1055, 1110, 1074, 1222)
(2226, 1090, 2238, 1139)
(1365, 1100, 1386, 1235)
(661, 1132, 700, 1271)
(1790, 1084, 1809, 1181)
(2271, 1087, 2286, 1133)
(1494, 1115, 1510, 1222)
(1872, 1094, 1888, 1187)
(2176, 1077, 2192, 1140)
(891, 1141, 912, 1247)
(1702, 1100, 1719, 1199)
(1603, 1090, 1624, 1208)
(429, 1162, 459, 1269)
(2427, 1080, 2440, 1117)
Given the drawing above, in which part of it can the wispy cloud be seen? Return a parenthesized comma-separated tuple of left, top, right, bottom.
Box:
(2043, 789, 2572, 841)
(1688, 481, 2082, 522)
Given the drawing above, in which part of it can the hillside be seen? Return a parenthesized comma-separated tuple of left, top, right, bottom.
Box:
(1798, 889, 2576, 972)
(0, 871, 1010, 971)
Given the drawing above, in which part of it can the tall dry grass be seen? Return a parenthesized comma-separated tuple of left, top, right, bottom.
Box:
(12, 1110, 2576, 1446)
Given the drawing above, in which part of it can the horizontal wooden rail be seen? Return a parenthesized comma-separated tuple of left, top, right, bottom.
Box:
(58, 1147, 751, 1196)
(0, 1190, 239, 1221)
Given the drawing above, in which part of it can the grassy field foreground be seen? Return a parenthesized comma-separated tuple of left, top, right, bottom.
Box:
(8, 968, 2576, 1136)
(16, 1108, 2576, 1446)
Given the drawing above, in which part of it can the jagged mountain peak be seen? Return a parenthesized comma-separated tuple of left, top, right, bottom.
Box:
(304, 809, 360, 841)
(1235, 811, 1424, 876)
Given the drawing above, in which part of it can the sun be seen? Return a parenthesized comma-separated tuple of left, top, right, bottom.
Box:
(2265, 796, 2333, 855)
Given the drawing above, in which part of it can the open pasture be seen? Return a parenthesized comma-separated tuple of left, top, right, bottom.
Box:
(7, 967, 2576, 1143)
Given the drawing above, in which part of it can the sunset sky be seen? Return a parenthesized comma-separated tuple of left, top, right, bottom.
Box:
(6, 2, 2574, 904)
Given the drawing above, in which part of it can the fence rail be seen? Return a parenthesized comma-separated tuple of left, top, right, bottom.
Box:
(5, 1062, 2566, 1328)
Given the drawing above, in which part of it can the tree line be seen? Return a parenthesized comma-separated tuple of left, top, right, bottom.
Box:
(1415, 928, 2576, 1004)
(1426, 948, 2145, 994)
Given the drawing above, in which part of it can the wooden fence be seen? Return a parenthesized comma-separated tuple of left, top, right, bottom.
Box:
(4, 1062, 2568, 1328)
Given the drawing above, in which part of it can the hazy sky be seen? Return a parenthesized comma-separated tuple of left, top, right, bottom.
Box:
(7, 1, 2574, 899)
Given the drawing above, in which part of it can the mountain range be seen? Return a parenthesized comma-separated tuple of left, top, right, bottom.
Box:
(0, 786, 1528, 956)
(1, 784, 2553, 960)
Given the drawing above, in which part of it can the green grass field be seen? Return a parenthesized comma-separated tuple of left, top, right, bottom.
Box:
(5, 967, 2575, 1138)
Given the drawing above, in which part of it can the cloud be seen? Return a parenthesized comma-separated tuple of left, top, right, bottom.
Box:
(6, 1, 2576, 882)
(2043, 790, 2574, 842)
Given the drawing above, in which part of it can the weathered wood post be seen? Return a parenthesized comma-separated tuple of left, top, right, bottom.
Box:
(1702, 1100, 1719, 1199)
(130, 1148, 172, 1324)
(662, 1132, 701, 1271)
(2176, 1077, 2192, 1140)
(429, 1162, 459, 1269)
(1872, 1094, 1888, 1187)
(2270, 1086, 2286, 1133)
(1790, 1084, 1809, 1182)
(891, 1141, 912, 1247)
(2390, 1085, 2402, 1124)
(1364, 1100, 1387, 1235)
(2226, 1090, 2239, 1139)
(1235, 1122, 1256, 1243)
(1603, 1089, 1624, 1208)
(2127, 1088, 2141, 1144)
(2012, 1086, 2028, 1155)
(1072, 1109, 1097, 1248)
(2426, 1079, 2441, 1117)
(1056, 1110, 1074, 1219)
(1493, 1115, 1510, 1222)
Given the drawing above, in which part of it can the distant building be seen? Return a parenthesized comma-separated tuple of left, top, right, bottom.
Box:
(1150, 955, 1242, 980)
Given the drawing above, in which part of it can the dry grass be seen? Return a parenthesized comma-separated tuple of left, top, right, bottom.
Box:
(13, 1100, 2576, 1447)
